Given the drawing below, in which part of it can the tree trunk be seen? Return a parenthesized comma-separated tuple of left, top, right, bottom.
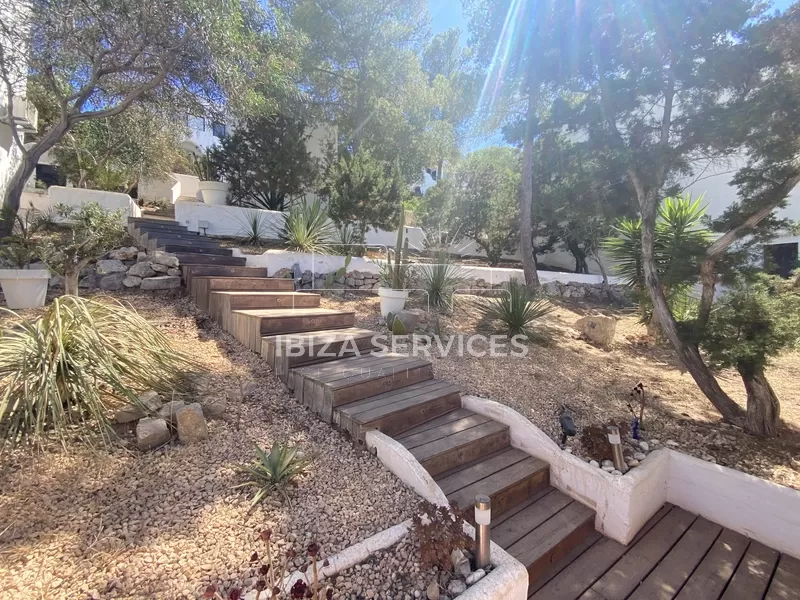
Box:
(738, 364, 780, 437)
(64, 269, 80, 296)
(519, 88, 540, 292)
(639, 189, 745, 425)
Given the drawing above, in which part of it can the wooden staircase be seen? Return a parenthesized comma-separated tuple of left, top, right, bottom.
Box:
(144, 216, 601, 595)
(128, 218, 246, 266)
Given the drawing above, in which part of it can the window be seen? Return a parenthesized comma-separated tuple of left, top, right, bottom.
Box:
(212, 121, 226, 138)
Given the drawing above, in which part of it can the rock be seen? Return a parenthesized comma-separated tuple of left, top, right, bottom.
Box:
(574, 314, 617, 347)
(150, 251, 179, 268)
(151, 263, 169, 273)
(650, 439, 660, 446)
(79, 273, 99, 289)
(136, 251, 148, 263)
(167, 267, 181, 277)
(48, 274, 64, 288)
(96, 259, 127, 275)
(627, 459, 640, 467)
(633, 452, 646, 461)
(273, 268, 293, 278)
(199, 394, 226, 418)
(426, 582, 440, 600)
(140, 276, 181, 290)
(702, 455, 716, 463)
(638, 441, 650, 452)
(127, 261, 156, 278)
(115, 390, 162, 423)
(136, 417, 171, 450)
(447, 581, 466, 596)
(666, 440, 680, 447)
(611, 470, 623, 476)
(589, 460, 600, 468)
(123, 276, 142, 288)
(176, 403, 208, 443)
(465, 570, 485, 585)
(158, 400, 186, 424)
(601, 459, 614, 468)
(450, 549, 470, 578)
(563, 447, 573, 454)
(602, 465, 615, 472)
(109, 247, 139, 261)
(99, 272, 126, 291)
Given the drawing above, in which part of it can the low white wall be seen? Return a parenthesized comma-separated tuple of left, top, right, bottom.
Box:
(667, 451, 800, 558)
(138, 175, 179, 203)
(175, 200, 284, 237)
(21, 186, 140, 222)
(173, 173, 199, 200)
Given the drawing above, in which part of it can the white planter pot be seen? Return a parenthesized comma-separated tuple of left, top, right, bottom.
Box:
(0, 269, 50, 309)
(198, 181, 229, 206)
(377, 287, 409, 317)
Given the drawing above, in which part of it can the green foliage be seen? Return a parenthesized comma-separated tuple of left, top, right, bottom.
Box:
(236, 209, 271, 246)
(419, 252, 468, 310)
(604, 195, 711, 307)
(476, 279, 554, 339)
(0, 296, 198, 450)
(51, 107, 189, 192)
(280, 198, 335, 254)
(215, 115, 319, 211)
(379, 209, 415, 290)
(702, 275, 800, 374)
(324, 255, 352, 289)
(0, 206, 49, 269)
(234, 442, 311, 508)
(333, 223, 360, 256)
(191, 148, 223, 182)
(321, 151, 407, 243)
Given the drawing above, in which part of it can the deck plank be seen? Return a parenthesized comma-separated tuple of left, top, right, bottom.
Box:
(674, 529, 750, 600)
(628, 517, 722, 600)
(493, 489, 573, 549)
(720, 541, 779, 600)
(764, 554, 800, 600)
(436, 447, 530, 495)
(408, 420, 509, 463)
(395, 408, 476, 438)
(399, 414, 492, 450)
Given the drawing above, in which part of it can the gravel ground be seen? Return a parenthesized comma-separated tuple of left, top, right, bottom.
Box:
(0, 292, 434, 600)
(321, 292, 800, 491)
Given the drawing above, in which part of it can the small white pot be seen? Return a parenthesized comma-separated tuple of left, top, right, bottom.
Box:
(198, 181, 229, 206)
(377, 287, 409, 317)
(0, 269, 50, 309)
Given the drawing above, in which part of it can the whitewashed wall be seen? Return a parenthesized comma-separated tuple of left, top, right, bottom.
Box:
(139, 174, 180, 203)
(173, 173, 200, 200)
(175, 200, 284, 236)
(20, 186, 140, 222)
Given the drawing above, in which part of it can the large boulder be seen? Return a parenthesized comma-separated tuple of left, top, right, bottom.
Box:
(176, 403, 208, 443)
(391, 309, 423, 334)
(79, 273, 99, 289)
(96, 259, 127, 275)
(140, 276, 181, 290)
(123, 275, 142, 288)
(150, 251, 179, 268)
(116, 390, 163, 423)
(167, 267, 181, 277)
(99, 272, 126, 291)
(127, 262, 156, 278)
(136, 417, 171, 450)
(109, 246, 139, 261)
(574, 314, 617, 347)
(150, 263, 169, 273)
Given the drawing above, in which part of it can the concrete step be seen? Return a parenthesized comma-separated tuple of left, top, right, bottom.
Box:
(261, 328, 380, 388)
(172, 253, 247, 267)
(293, 353, 435, 423)
(396, 409, 511, 477)
(189, 275, 294, 311)
(228, 308, 356, 352)
(334, 379, 462, 442)
(435, 448, 550, 518)
(158, 244, 233, 256)
(209, 291, 321, 330)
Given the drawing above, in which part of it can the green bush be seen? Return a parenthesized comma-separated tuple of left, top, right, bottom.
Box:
(234, 441, 312, 508)
(0, 296, 199, 450)
(477, 279, 553, 338)
(419, 252, 468, 310)
(280, 198, 335, 254)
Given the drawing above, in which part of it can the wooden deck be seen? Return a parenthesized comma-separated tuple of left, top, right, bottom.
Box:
(530, 504, 800, 600)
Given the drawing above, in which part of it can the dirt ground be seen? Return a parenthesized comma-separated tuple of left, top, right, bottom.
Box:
(320, 292, 800, 491)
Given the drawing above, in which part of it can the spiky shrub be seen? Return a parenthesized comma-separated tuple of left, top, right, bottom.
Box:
(237, 209, 271, 246)
(333, 222, 360, 256)
(234, 442, 311, 508)
(0, 296, 199, 450)
(419, 252, 468, 310)
(410, 500, 473, 572)
(476, 279, 553, 338)
(280, 199, 334, 254)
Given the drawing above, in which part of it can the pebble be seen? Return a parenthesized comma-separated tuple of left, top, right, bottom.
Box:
(627, 459, 640, 467)
(702, 455, 717, 463)
(650, 439, 660, 446)
(791, 457, 800, 471)
(633, 452, 646, 461)
(563, 447, 573, 454)
(589, 460, 600, 468)
(611, 470, 623, 476)
(602, 465, 615, 472)
(601, 460, 614, 468)
(638, 441, 649, 452)
(666, 440, 680, 447)
(427, 581, 440, 600)
(465, 569, 485, 585)
(447, 580, 467, 596)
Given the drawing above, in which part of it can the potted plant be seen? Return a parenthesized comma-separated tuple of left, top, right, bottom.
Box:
(378, 210, 414, 316)
(0, 207, 51, 309)
(192, 148, 228, 206)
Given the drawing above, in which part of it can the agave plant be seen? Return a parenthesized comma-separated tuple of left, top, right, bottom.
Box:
(280, 198, 335, 254)
(419, 252, 469, 310)
(237, 209, 271, 246)
(333, 222, 360, 256)
(476, 279, 554, 338)
(0, 296, 199, 450)
(234, 441, 312, 508)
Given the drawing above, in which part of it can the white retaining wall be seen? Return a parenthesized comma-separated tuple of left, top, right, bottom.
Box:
(462, 396, 800, 558)
(175, 200, 284, 237)
(138, 175, 180, 203)
(21, 186, 140, 222)
(173, 173, 200, 200)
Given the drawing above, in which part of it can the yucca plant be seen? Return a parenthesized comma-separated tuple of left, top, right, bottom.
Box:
(234, 441, 311, 508)
(237, 209, 270, 246)
(0, 296, 200, 450)
(419, 252, 468, 310)
(476, 279, 554, 338)
(334, 222, 360, 256)
(280, 198, 335, 254)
